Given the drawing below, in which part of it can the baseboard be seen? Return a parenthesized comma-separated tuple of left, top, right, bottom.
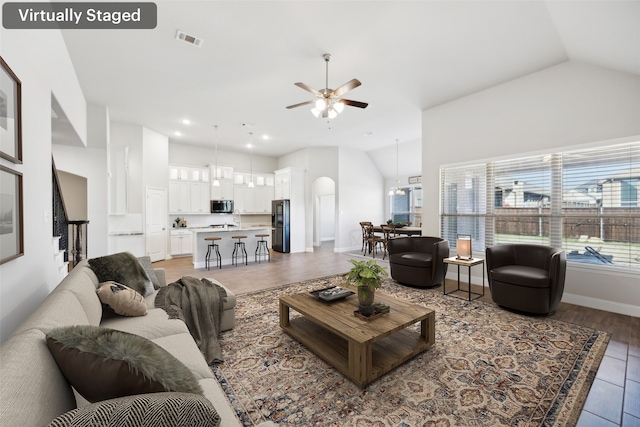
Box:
(562, 293, 640, 318)
(335, 245, 361, 253)
(442, 269, 640, 317)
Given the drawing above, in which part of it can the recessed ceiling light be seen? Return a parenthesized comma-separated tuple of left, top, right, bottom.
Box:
(174, 131, 182, 136)
(247, 143, 253, 149)
(182, 119, 191, 125)
(262, 134, 269, 140)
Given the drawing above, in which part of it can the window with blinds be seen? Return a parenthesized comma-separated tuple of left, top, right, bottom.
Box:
(561, 142, 639, 267)
(440, 141, 640, 269)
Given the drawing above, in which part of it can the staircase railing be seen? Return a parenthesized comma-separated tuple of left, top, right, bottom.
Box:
(52, 158, 69, 264)
(69, 220, 90, 266)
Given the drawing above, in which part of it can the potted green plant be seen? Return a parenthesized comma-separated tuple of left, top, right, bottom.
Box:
(346, 259, 388, 316)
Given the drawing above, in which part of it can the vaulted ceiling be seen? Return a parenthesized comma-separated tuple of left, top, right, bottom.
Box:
(60, 1, 640, 168)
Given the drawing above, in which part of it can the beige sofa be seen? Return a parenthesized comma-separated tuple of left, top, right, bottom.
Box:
(0, 260, 274, 427)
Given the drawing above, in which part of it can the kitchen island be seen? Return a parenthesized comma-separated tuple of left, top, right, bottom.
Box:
(191, 226, 271, 268)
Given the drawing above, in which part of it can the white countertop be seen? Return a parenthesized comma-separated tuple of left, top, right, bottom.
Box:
(189, 225, 270, 234)
(109, 231, 144, 236)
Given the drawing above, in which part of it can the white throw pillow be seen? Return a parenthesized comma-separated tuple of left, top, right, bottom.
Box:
(96, 281, 147, 317)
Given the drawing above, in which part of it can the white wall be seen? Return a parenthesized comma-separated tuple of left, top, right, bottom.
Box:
(336, 147, 385, 252)
(422, 60, 640, 316)
(279, 147, 340, 251)
(0, 26, 88, 343)
(169, 142, 278, 174)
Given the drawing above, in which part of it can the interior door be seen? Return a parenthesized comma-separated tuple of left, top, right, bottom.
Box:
(146, 187, 166, 262)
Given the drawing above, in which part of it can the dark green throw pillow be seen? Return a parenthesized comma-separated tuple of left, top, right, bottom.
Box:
(46, 325, 203, 403)
(137, 255, 161, 290)
(89, 252, 154, 297)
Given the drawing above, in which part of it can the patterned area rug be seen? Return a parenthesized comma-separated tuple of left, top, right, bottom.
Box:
(213, 275, 609, 426)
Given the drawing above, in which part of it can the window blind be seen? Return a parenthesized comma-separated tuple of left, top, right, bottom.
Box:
(561, 142, 640, 267)
(440, 141, 640, 269)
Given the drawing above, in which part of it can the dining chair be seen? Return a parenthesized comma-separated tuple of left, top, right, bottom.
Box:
(359, 221, 373, 254)
(365, 224, 385, 258)
(379, 225, 396, 260)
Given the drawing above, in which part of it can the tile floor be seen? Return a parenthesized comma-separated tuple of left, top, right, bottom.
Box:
(577, 340, 640, 426)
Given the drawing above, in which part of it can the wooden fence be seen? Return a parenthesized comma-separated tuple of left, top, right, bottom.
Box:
(493, 208, 640, 242)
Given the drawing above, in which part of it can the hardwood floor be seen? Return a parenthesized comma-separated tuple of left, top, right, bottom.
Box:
(153, 241, 640, 426)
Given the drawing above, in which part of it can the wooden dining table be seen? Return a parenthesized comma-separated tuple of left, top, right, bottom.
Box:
(372, 226, 422, 236)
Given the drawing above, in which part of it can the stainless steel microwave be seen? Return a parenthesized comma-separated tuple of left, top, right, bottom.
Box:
(210, 200, 234, 214)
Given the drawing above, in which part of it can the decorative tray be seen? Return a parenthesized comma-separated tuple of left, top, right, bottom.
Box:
(354, 309, 385, 321)
(354, 302, 390, 321)
(310, 286, 354, 302)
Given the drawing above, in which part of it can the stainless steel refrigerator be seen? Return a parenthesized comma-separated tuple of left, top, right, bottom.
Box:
(272, 199, 290, 253)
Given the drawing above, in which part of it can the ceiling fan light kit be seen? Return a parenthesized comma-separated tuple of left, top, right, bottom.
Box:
(287, 53, 368, 119)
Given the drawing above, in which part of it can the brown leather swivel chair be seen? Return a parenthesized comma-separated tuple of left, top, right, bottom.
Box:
(387, 236, 449, 288)
(486, 244, 566, 315)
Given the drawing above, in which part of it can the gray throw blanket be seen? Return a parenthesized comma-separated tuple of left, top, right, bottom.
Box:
(155, 276, 226, 365)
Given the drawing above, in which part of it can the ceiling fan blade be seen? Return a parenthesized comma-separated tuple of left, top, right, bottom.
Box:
(286, 100, 315, 109)
(294, 82, 323, 97)
(340, 99, 368, 109)
(332, 79, 361, 98)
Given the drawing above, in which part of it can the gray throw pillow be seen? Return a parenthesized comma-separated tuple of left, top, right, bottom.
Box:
(89, 252, 154, 297)
(137, 255, 161, 290)
(47, 392, 220, 427)
(46, 325, 203, 403)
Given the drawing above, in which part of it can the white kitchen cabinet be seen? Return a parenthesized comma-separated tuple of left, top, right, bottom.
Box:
(169, 165, 190, 181)
(168, 180, 190, 213)
(170, 229, 192, 255)
(254, 173, 275, 187)
(210, 165, 234, 200)
(275, 169, 292, 199)
(234, 185, 255, 213)
(254, 186, 273, 213)
(234, 179, 273, 214)
(210, 180, 234, 201)
(210, 165, 234, 181)
(190, 167, 210, 182)
(190, 181, 210, 213)
(234, 172, 251, 186)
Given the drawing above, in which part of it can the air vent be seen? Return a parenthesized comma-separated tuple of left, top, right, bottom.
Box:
(175, 30, 203, 47)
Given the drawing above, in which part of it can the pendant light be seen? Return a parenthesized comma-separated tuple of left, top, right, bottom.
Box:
(212, 125, 220, 187)
(247, 132, 255, 188)
(389, 139, 405, 196)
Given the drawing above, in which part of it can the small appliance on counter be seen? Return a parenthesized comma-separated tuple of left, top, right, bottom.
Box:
(174, 217, 187, 228)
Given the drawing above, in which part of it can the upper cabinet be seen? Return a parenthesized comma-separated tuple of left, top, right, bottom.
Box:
(169, 165, 190, 181)
(190, 167, 210, 182)
(168, 180, 190, 213)
(275, 168, 294, 200)
(210, 165, 234, 181)
(168, 164, 211, 214)
(233, 172, 274, 214)
(210, 165, 234, 201)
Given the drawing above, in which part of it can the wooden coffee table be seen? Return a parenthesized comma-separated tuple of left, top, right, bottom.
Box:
(279, 290, 435, 388)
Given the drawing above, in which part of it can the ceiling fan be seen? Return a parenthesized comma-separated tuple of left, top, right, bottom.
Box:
(286, 53, 368, 119)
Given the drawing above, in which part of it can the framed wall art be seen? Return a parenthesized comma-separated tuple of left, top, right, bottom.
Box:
(0, 56, 22, 164)
(0, 165, 24, 264)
